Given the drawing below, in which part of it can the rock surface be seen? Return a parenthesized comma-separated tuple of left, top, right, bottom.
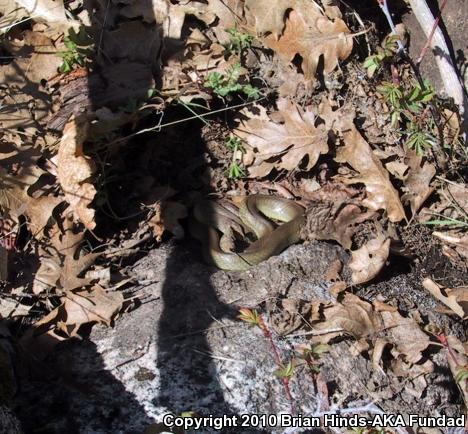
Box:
(12, 241, 464, 433)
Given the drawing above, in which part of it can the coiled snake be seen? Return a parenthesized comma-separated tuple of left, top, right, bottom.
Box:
(191, 195, 306, 271)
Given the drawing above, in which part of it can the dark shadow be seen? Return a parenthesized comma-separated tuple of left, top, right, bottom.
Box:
(13, 0, 159, 430)
(10, 0, 268, 430)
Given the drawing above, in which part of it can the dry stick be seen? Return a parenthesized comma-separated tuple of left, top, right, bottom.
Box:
(416, 0, 448, 65)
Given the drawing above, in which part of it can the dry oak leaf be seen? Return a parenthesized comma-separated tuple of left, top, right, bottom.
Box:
(380, 310, 430, 364)
(236, 99, 328, 177)
(422, 278, 468, 319)
(147, 201, 188, 241)
(349, 236, 390, 284)
(311, 293, 382, 342)
(334, 114, 405, 222)
(433, 231, 468, 264)
(57, 116, 97, 230)
(312, 294, 430, 371)
(57, 286, 123, 337)
(262, 8, 353, 85)
(244, 0, 293, 37)
(32, 219, 99, 294)
(401, 151, 436, 216)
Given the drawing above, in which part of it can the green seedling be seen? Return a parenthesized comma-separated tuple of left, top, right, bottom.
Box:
(455, 366, 468, 384)
(204, 63, 259, 100)
(363, 34, 400, 77)
(224, 26, 253, 55)
(237, 307, 260, 326)
(273, 360, 294, 380)
(57, 27, 93, 73)
(377, 79, 436, 155)
(225, 136, 246, 179)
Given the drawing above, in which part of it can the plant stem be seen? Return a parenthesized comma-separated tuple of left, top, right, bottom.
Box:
(416, 0, 448, 65)
(257, 314, 296, 413)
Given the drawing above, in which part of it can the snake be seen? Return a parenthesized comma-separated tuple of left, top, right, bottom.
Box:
(191, 195, 305, 271)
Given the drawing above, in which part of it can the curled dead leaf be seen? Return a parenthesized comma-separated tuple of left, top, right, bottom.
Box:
(58, 286, 124, 337)
(401, 151, 436, 216)
(312, 293, 381, 341)
(57, 116, 97, 230)
(334, 113, 405, 222)
(433, 231, 468, 262)
(422, 278, 468, 319)
(380, 310, 430, 364)
(349, 236, 390, 284)
(147, 201, 187, 241)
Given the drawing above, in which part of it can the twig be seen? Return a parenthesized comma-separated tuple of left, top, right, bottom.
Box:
(376, 0, 405, 52)
(416, 0, 448, 65)
(106, 98, 265, 148)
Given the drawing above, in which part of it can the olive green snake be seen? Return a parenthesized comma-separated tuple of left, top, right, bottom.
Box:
(191, 195, 306, 271)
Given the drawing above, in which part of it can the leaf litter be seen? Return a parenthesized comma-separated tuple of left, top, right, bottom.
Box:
(0, 0, 466, 428)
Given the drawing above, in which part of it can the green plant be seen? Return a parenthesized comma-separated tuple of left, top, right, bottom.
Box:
(225, 135, 246, 179)
(238, 307, 260, 326)
(57, 27, 93, 73)
(204, 63, 259, 99)
(405, 127, 436, 155)
(224, 27, 253, 55)
(363, 34, 400, 77)
(422, 213, 468, 228)
(298, 343, 329, 374)
(273, 360, 294, 380)
(377, 79, 436, 155)
(455, 366, 468, 383)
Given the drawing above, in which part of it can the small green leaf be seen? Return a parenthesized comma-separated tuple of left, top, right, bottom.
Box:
(455, 367, 468, 383)
(274, 361, 294, 379)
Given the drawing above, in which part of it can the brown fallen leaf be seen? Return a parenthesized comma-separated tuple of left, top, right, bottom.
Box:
(25, 196, 63, 240)
(147, 200, 188, 241)
(262, 6, 353, 86)
(380, 310, 430, 364)
(334, 113, 405, 222)
(236, 99, 328, 177)
(2, 30, 63, 85)
(0, 145, 46, 223)
(432, 231, 468, 270)
(349, 236, 390, 284)
(33, 218, 100, 294)
(422, 278, 468, 319)
(57, 115, 97, 230)
(401, 151, 436, 216)
(445, 335, 468, 412)
(312, 294, 431, 374)
(245, 0, 293, 37)
(57, 285, 124, 337)
(15, 0, 73, 25)
(312, 293, 381, 341)
(385, 160, 409, 180)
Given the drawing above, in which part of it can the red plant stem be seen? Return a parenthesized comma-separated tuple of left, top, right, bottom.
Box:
(258, 315, 295, 412)
(437, 334, 464, 371)
(416, 0, 449, 65)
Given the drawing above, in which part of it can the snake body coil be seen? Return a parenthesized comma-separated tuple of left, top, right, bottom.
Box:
(192, 195, 305, 271)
